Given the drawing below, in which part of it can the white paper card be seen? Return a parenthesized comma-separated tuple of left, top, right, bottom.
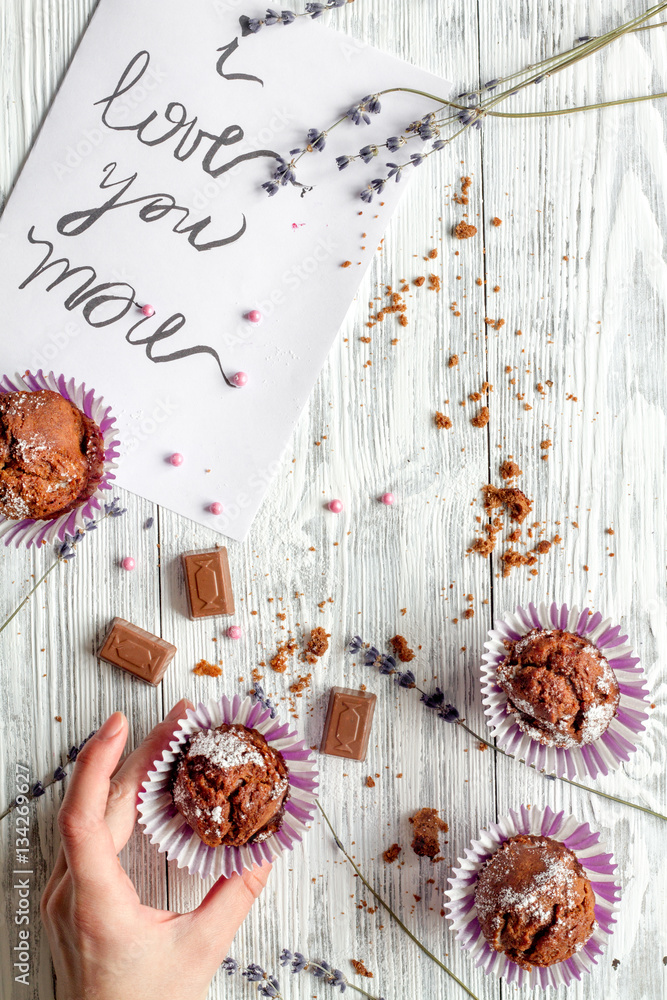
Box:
(0, 0, 451, 539)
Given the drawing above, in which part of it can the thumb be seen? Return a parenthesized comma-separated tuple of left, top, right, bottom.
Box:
(186, 863, 272, 964)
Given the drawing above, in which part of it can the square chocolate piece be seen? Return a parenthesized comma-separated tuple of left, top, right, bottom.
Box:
(181, 547, 235, 619)
(320, 687, 377, 761)
(99, 618, 176, 686)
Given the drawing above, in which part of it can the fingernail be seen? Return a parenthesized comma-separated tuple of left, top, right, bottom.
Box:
(95, 711, 126, 741)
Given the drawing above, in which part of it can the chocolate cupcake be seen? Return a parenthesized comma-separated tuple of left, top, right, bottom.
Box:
(474, 834, 596, 970)
(0, 390, 104, 521)
(497, 628, 619, 749)
(172, 723, 290, 848)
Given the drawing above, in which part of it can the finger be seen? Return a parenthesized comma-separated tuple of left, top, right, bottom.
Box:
(105, 698, 193, 852)
(56, 712, 128, 886)
(40, 844, 67, 918)
(186, 864, 272, 964)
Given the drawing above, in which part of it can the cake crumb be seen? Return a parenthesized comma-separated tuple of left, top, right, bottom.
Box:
(471, 406, 490, 428)
(383, 843, 401, 864)
(350, 960, 373, 979)
(434, 411, 452, 429)
(193, 659, 223, 677)
(365, 776, 376, 788)
(491, 217, 502, 227)
(448, 354, 459, 368)
(454, 221, 477, 240)
(390, 634, 414, 662)
(270, 638, 298, 673)
(409, 808, 449, 860)
(303, 626, 330, 664)
(500, 460, 522, 481)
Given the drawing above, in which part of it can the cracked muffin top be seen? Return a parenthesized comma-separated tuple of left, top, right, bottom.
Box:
(172, 723, 290, 848)
(0, 389, 104, 521)
(474, 834, 596, 969)
(497, 628, 619, 749)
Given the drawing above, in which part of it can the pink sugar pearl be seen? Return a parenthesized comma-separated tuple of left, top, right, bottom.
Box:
(232, 371, 248, 388)
(227, 625, 242, 640)
(328, 499, 344, 514)
(168, 453, 184, 466)
(246, 309, 262, 323)
(141, 304, 155, 317)
(209, 501, 223, 515)
(380, 492, 395, 505)
(122, 557, 135, 571)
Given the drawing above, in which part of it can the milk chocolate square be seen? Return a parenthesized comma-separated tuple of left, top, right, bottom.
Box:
(181, 547, 235, 619)
(99, 618, 176, 686)
(320, 687, 377, 761)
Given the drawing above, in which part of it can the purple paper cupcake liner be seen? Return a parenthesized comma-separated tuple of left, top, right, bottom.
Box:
(444, 805, 621, 990)
(0, 370, 120, 548)
(137, 694, 319, 879)
(480, 601, 651, 780)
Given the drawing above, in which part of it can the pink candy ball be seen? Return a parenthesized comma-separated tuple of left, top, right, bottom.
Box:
(328, 499, 344, 514)
(168, 453, 184, 466)
(232, 371, 248, 388)
(246, 309, 262, 323)
(227, 625, 242, 640)
(380, 492, 395, 505)
(209, 501, 223, 515)
(122, 557, 135, 571)
(141, 304, 155, 317)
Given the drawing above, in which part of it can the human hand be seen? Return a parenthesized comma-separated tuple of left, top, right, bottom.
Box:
(40, 702, 272, 1000)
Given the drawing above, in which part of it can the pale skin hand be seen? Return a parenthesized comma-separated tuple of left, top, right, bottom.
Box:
(40, 702, 272, 1000)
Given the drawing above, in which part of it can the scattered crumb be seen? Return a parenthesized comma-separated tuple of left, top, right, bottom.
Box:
(303, 626, 330, 664)
(454, 221, 477, 240)
(270, 638, 298, 673)
(383, 843, 401, 864)
(289, 674, 312, 694)
(491, 217, 502, 227)
(341, 260, 352, 268)
(471, 406, 490, 428)
(482, 484, 533, 524)
(448, 354, 459, 368)
(499, 460, 522, 481)
(365, 776, 376, 788)
(409, 808, 449, 860)
(193, 659, 222, 677)
(390, 634, 414, 662)
(434, 411, 452, 429)
(350, 960, 373, 979)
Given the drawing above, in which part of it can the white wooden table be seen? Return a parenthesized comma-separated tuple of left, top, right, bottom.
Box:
(1, 2, 666, 998)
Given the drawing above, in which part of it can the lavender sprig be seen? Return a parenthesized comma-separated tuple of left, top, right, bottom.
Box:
(0, 500, 127, 640)
(0, 731, 96, 822)
(260, 3, 667, 201)
(224, 953, 383, 1000)
(250, 681, 278, 719)
(317, 801, 480, 1000)
(351, 637, 667, 823)
(240, 0, 350, 35)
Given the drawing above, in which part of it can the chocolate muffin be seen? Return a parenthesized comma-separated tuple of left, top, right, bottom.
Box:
(497, 629, 619, 748)
(0, 390, 104, 520)
(172, 723, 290, 848)
(475, 834, 596, 969)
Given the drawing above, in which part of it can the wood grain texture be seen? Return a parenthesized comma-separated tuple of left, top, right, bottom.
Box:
(1, 1, 666, 998)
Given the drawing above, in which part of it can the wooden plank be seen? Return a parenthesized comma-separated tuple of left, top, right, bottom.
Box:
(0, 0, 665, 998)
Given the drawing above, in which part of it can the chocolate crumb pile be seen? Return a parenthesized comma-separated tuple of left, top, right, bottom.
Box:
(303, 626, 330, 664)
(193, 659, 222, 678)
(390, 634, 414, 662)
(350, 960, 374, 979)
(409, 807, 448, 860)
(383, 843, 401, 864)
(474, 834, 595, 969)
